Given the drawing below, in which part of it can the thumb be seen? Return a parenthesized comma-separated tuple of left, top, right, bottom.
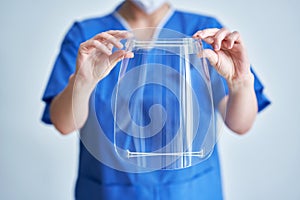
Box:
(109, 50, 127, 65)
(200, 49, 230, 79)
(200, 49, 219, 67)
(97, 50, 126, 80)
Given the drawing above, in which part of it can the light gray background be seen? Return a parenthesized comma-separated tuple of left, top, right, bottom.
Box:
(0, 0, 299, 199)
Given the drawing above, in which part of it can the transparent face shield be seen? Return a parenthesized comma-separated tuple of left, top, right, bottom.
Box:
(73, 28, 227, 172)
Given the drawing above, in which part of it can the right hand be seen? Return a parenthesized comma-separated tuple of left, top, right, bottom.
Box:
(75, 30, 133, 87)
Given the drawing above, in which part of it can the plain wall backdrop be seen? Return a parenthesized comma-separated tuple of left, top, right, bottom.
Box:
(1, 0, 299, 199)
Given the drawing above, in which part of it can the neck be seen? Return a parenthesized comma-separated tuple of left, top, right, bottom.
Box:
(118, 1, 171, 29)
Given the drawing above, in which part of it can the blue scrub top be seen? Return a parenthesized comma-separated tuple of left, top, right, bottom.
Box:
(41, 6, 271, 200)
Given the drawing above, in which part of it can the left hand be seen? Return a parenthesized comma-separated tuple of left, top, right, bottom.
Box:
(193, 28, 252, 84)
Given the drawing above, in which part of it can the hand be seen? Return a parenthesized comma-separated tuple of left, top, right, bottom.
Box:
(193, 28, 252, 85)
(193, 28, 258, 134)
(75, 30, 134, 87)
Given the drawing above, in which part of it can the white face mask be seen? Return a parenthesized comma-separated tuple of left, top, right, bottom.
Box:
(130, 0, 168, 15)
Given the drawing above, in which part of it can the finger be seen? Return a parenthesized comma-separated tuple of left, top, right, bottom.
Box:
(109, 50, 127, 63)
(107, 30, 133, 40)
(107, 43, 113, 51)
(224, 31, 241, 49)
(108, 50, 134, 70)
(198, 49, 219, 67)
(200, 49, 226, 77)
(99, 50, 127, 78)
(213, 28, 231, 51)
(80, 39, 112, 55)
(193, 28, 220, 39)
(94, 32, 123, 49)
(124, 52, 134, 58)
(199, 36, 214, 45)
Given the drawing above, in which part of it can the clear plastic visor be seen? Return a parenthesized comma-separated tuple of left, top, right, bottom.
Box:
(74, 28, 227, 172)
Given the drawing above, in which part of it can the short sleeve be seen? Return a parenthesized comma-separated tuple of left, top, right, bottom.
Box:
(251, 68, 271, 112)
(41, 22, 84, 124)
(210, 64, 271, 113)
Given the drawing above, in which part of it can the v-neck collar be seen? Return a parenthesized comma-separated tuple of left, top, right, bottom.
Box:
(112, 4, 175, 39)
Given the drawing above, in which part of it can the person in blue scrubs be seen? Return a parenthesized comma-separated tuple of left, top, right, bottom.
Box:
(41, 1, 270, 199)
